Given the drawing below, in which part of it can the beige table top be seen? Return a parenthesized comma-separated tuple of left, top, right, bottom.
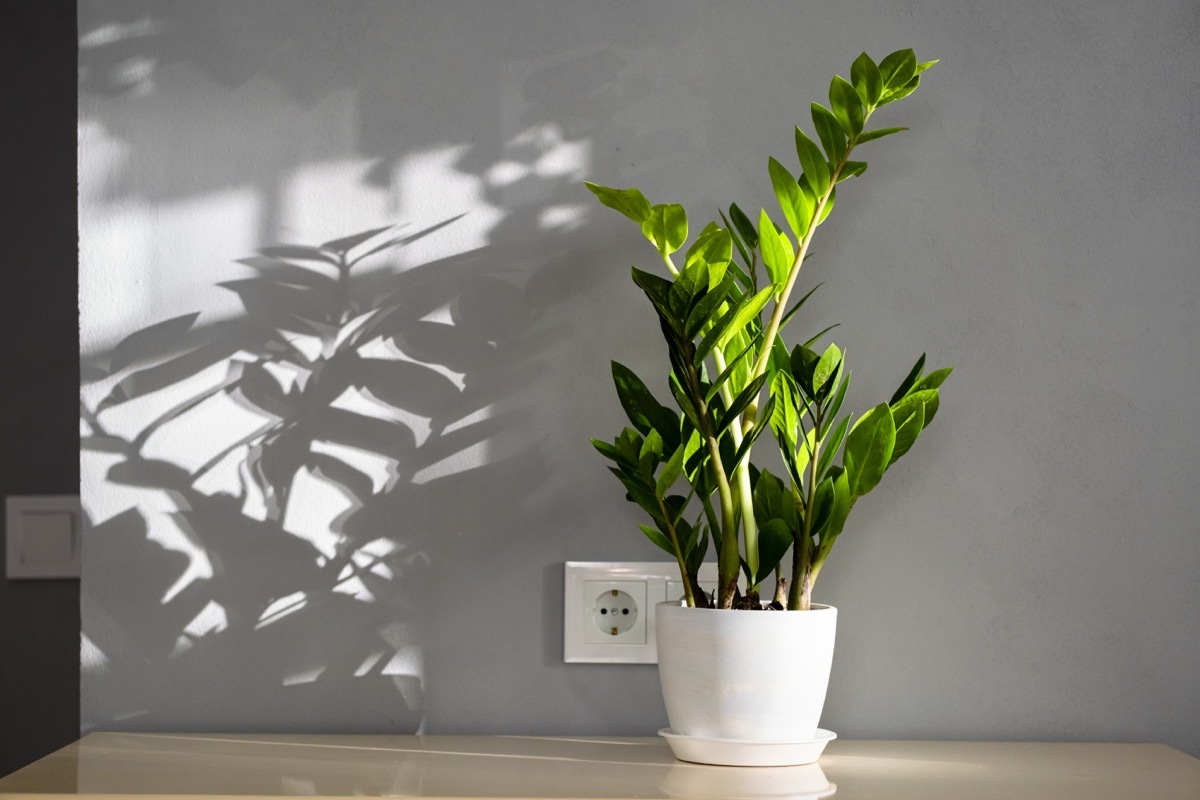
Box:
(1, 733, 1198, 800)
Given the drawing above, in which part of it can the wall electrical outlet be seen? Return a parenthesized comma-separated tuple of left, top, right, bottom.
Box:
(563, 561, 720, 664)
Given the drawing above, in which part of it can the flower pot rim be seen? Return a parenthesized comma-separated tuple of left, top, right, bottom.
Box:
(657, 601, 836, 613)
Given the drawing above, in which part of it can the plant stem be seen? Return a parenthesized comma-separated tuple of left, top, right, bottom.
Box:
(655, 496, 697, 607)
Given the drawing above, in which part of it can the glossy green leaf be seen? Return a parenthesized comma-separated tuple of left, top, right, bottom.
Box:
(916, 59, 939, 74)
(695, 286, 772, 366)
(816, 415, 850, 480)
(631, 266, 679, 331)
(829, 75, 864, 136)
(611, 362, 679, 451)
(768, 157, 811, 239)
(591, 437, 624, 464)
(881, 74, 921, 105)
(850, 52, 883, 108)
(813, 343, 842, 395)
(837, 161, 868, 182)
(844, 402, 896, 497)
(584, 182, 652, 223)
(639, 524, 678, 556)
(879, 49, 918, 94)
(791, 344, 820, 398)
(685, 224, 733, 288)
(888, 390, 930, 465)
(857, 126, 908, 144)
(705, 332, 760, 403)
(769, 370, 800, 448)
(812, 105, 846, 166)
(639, 428, 664, 462)
(889, 352, 926, 405)
(817, 466, 853, 550)
(817, 186, 836, 225)
(729, 203, 758, 249)
(656, 439, 688, 495)
(685, 272, 734, 340)
(795, 127, 831, 197)
(719, 373, 767, 434)
(755, 519, 794, 585)
(729, 393, 774, 479)
(758, 210, 795, 294)
(822, 368, 851, 434)
(809, 475, 836, 537)
(641, 203, 688, 255)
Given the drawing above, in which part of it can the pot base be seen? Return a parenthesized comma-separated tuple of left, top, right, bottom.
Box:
(659, 727, 837, 767)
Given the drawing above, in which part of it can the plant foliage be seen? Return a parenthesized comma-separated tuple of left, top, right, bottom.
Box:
(587, 50, 950, 610)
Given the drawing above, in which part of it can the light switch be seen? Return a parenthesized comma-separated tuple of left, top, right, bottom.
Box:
(5, 495, 81, 580)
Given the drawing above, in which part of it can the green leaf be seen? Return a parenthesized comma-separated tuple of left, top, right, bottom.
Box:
(768, 157, 811, 240)
(769, 370, 800, 451)
(718, 373, 768, 434)
(916, 59, 939, 74)
(881, 74, 921, 105)
(817, 466, 853, 552)
(809, 476, 836, 537)
(631, 266, 679, 332)
(878, 49, 918, 94)
(829, 75, 864, 136)
(728, 393, 775, 477)
(729, 203, 758, 249)
(811, 103, 847, 164)
(794, 127, 831, 197)
(705, 332, 760, 403)
(639, 524, 678, 557)
(669, 258, 710, 320)
(822, 368, 851, 433)
(694, 286, 772, 366)
(591, 437, 624, 465)
(837, 161, 868, 182)
(584, 182, 652, 223)
(889, 352, 926, 405)
(844, 402, 896, 497)
(816, 415, 850, 480)
(888, 390, 931, 465)
(790, 344, 820, 398)
(641, 203, 688, 255)
(911, 366, 953, 393)
(813, 343, 842, 396)
(611, 362, 679, 451)
(639, 428, 664, 461)
(685, 272, 734, 340)
(850, 52, 883, 108)
(755, 519, 793, 585)
(758, 210, 795, 294)
(817, 186, 836, 225)
(685, 225, 733, 288)
(656, 440, 688, 495)
(857, 126, 908, 144)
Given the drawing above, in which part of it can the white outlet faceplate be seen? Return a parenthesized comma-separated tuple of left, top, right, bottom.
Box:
(563, 561, 720, 663)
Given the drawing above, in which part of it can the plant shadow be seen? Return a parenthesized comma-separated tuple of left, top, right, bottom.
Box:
(80, 221, 576, 733)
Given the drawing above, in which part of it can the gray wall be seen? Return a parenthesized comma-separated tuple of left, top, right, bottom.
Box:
(78, 0, 1199, 757)
(1, 0, 80, 776)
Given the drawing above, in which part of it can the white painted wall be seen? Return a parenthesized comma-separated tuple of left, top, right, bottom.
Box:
(79, 0, 1200, 755)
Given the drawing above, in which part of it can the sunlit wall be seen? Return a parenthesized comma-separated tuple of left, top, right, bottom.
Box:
(78, 0, 1200, 755)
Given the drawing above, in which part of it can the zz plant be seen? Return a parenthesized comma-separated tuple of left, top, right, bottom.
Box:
(588, 49, 951, 612)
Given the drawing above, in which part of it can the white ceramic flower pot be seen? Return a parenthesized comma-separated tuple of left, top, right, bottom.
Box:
(656, 602, 837, 743)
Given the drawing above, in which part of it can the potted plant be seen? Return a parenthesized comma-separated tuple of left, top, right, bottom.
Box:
(586, 49, 951, 765)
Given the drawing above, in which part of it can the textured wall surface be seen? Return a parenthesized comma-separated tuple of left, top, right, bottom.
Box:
(79, 1, 1200, 756)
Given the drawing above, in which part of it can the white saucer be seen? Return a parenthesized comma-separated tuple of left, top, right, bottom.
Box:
(659, 728, 837, 767)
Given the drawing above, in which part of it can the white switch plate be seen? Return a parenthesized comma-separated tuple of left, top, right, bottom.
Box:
(5, 495, 82, 580)
(563, 561, 720, 664)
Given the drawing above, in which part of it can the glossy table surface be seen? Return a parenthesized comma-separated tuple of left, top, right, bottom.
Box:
(1, 733, 1198, 800)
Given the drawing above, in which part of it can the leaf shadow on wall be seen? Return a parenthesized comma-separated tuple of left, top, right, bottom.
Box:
(80, 223, 569, 732)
